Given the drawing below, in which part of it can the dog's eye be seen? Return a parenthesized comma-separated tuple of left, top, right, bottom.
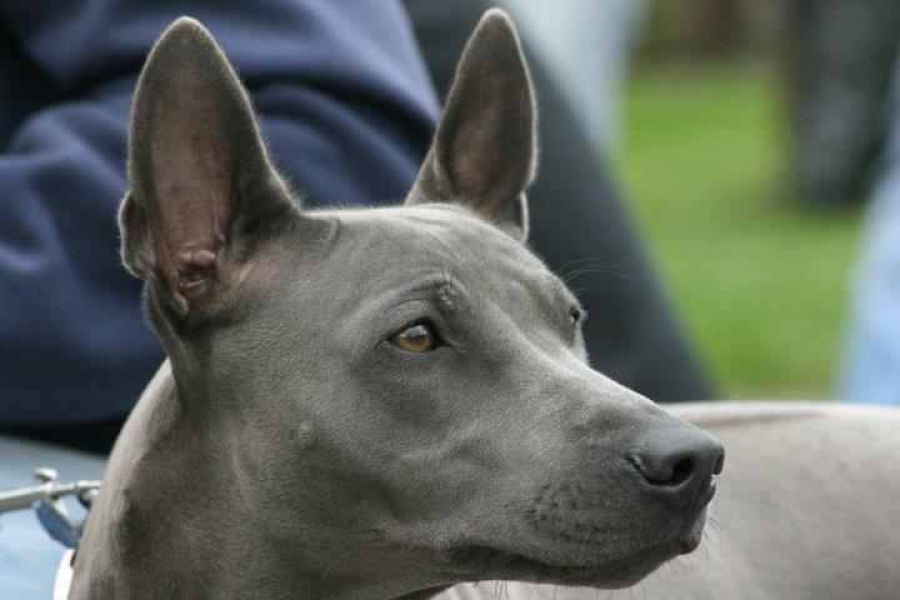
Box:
(391, 321, 440, 353)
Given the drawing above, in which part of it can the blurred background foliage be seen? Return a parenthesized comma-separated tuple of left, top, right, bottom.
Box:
(616, 0, 873, 397)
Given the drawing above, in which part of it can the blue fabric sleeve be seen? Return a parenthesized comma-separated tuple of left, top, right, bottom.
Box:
(0, 0, 439, 424)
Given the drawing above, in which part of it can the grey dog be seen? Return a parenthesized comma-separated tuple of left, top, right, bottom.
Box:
(70, 9, 721, 598)
(70, 9, 900, 600)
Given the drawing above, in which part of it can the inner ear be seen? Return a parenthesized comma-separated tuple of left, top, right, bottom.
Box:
(406, 9, 537, 242)
(121, 17, 292, 316)
(140, 72, 231, 295)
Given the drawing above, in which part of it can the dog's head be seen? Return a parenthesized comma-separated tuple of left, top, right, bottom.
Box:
(120, 10, 722, 595)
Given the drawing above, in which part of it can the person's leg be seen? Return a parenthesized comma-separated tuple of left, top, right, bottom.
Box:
(500, 0, 646, 151)
(404, 0, 715, 402)
(841, 56, 900, 405)
(0, 437, 104, 598)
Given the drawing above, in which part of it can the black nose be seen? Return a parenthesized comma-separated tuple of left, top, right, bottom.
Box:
(629, 426, 724, 501)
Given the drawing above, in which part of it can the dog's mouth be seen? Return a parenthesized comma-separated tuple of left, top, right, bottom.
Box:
(444, 538, 684, 588)
(444, 498, 712, 588)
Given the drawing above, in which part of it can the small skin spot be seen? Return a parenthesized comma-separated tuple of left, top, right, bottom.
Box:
(294, 421, 316, 449)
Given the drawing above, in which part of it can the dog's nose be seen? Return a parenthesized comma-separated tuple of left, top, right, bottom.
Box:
(628, 427, 724, 502)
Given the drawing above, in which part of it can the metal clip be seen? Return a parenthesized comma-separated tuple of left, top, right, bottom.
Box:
(0, 468, 101, 548)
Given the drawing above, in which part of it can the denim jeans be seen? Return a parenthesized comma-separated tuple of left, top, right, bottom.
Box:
(0, 437, 104, 598)
(841, 55, 900, 405)
(501, 0, 646, 151)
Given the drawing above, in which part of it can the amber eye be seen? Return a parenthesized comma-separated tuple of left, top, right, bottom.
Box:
(391, 321, 439, 353)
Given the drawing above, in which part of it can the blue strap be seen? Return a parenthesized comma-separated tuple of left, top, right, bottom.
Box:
(34, 500, 84, 549)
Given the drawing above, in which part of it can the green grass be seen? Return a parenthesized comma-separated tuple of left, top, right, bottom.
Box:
(618, 66, 862, 398)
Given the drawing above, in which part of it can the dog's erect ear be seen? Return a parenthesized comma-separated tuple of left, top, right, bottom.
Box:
(406, 9, 537, 241)
(120, 17, 294, 317)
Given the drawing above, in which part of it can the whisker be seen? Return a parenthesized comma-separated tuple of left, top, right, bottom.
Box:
(559, 264, 632, 283)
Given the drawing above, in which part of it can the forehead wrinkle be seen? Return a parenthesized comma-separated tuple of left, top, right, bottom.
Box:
(398, 209, 572, 316)
(466, 240, 575, 323)
(364, 273, 463, 318)
(340, 205, 569, 320)
(335, 214, 469, 310)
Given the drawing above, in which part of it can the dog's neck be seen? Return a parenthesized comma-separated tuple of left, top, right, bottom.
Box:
(74, 362, 437, 600)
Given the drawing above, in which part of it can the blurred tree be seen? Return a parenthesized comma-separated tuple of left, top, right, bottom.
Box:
(691, 0, 743, 57)
(783, 0, 900, 208)
(638, 0, 776, 62)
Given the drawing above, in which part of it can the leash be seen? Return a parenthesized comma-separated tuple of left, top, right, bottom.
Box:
(0, 468, 100, 598)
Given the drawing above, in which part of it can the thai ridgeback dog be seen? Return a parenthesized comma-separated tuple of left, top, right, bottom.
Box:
(70, 9, 900, 600)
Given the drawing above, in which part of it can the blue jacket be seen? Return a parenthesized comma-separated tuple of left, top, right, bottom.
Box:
(0, 1, 439, 424)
